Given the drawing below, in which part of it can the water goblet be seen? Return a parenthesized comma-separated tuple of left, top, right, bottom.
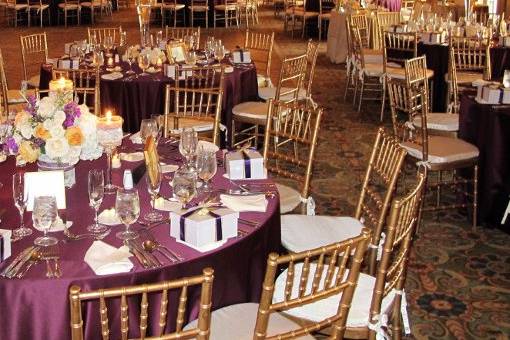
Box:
(33, 196, 58, 247)
(12, 172, 32, 238)
(196, 147, 217, 192)
(104, 35, 114, 57)
(179, 128, 198, 169)
(214, 44, 226, 62)
(120, 31, 127, 47)
(115, 188, 140, 240)
(139, 54, 150, 76)
(150, 114, 163, 144)
(87, 169, 108, 234)
(172, 168, 197, 209)
(185, 50, 197, 66)
(140, 118, 159, 143)
(144, 163, 163, 222)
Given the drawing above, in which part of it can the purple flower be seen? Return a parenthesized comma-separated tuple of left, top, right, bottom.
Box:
(63, 102, 82, 128)
(25, 95, 38, 116)
(5, 136, 18, 154)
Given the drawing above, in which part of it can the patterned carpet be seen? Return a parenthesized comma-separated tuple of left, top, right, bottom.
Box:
(1, 5, 509, 339)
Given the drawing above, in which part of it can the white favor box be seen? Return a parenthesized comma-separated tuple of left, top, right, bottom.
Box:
(420, 32, 446, 45)
(233, 50, 251, 63)
(0, 229, 12, 263)
(477, 85, 502, 104)
(170, 208, 239, 247)
(504, 36, 510, 47)
(58, 58, 79, 70)
(502, 88, 510, 104)
(225, 149, 265, 180)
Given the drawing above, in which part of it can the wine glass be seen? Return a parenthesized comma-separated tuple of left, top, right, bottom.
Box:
(115, 188, 140, 240)
(196, 147, 217, 192)
(185, 50, 197, 66)
(120, 31, 127, 47)
(140, 118, 158, 143)
(179, 128, 198, 169)
(104, 35, 114, 57)
(144, 163, 163, 222)
(214, 44, 225, 62)
(126, 46, 136, 75)
(87, 169, 108, 234)
(33, 196, 58, 246)
(12, 173, 32, 238)
(139, 54, 150, 76)
(156, 30, 163, 48)
(172, 168, 197, 209)
(150, 114, 163, 144)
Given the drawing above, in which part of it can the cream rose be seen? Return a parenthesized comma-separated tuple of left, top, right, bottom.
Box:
(45, 137, 70, 160)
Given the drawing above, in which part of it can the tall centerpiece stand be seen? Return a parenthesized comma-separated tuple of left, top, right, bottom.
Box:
(136, 0, 154, 48)
(96, 111, 123, 193)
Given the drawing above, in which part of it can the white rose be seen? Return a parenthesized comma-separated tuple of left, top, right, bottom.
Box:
(77, 111, 97, 135)
(19, 122, 33, 139)
(78, 104, 89, 116)
(54, 110, 66, 126)
(45, 137, 70, 160)
(48, 124, 65, 139)
(37, 97, 56, 118)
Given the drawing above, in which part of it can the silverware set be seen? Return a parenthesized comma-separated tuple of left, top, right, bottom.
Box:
(1, 245, 63, 279)
(125, 234, 183, 269)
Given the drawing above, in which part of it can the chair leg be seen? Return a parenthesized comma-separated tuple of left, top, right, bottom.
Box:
(379, 78, 386, 122)
(357, 78, 364, 112)
(473, 164, 478, 230)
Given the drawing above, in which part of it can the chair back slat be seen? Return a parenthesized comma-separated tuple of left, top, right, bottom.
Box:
(20, 33, 48, 83)
(69, 268, 214, 340)
(88, 27, 123, 45)
(376, 11, 401, 46)
(275, 54, 307, 103)
(52, 68, 101, 115)
(263, 100, 323, 201)
(254, 229, 371, 339)
(303, 40, 320, 100)
(383, 31, 417, 68)
(165, 27, 201, 46)
(0, 49, 9, 116)
(349, 13, 370, 48)
(244, 30, 274, 81)
(449, 36, 491, 78)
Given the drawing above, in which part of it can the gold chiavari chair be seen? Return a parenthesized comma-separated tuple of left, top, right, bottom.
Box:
(188, 0, 208, 28)
(318, 0, 334, 40)
(52, 68, 101, 115)
(406, 56, 459, 135)
(213, 0, 239, 28)
(375, 11, 401, 48)
(289, 0, 318, 38)
(277, 169, 426, 340)
(387, 59, 479, 230)
(163, 65, 225, 145)
(259, 39, 319, 108)
(449, 36, 491, 84)
(400, 0, 414, 22)
(69, 268, 214, 340)
(88, 26, 123, 45)
(238, 0, 258, 27)
(5, 0, 28, 27)
(161, 0, 185, 28)
(184, 230, 371, 340)
(410, 0, 430, 21)
(165, 26, 200, 45)
(242, 30, 274, 88)
(20, 32, 48, 89)
(0, 48, 36, 114)
(262, 99, 323, 215)
(27, 0, 50, 27)
(231, 53, 307, 148)
(281, 127, 407, 275)
(58, 0, 81, 27)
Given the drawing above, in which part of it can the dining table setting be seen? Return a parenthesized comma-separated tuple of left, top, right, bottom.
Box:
(0, 108, 281, 339)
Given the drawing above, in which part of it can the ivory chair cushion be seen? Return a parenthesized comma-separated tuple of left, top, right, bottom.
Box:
(162, 3, 185, 9)
(232, 101, 268, 121)
(189, 5, 208, 11)
(58, 3, 80, 9)
(455, 72, 484, 84)
(386, 66, 434, 80)
(401, 136, 479, 164)
(362, 63, 385, 77)
(7, 89, 34, 104)
(276, 183, 302, 214)
(81, 1, 101, 7)
(214, 4, 238, 10)
(281, 215, 363, 253)
(184, 303, 315, 340)
(273, 263, 396, 328)
(363, 48, 383, 64)
(165, 117, 215, 133)
(412, 113, 459, 132)
(27, 74, 40, 88)
(258, 87, 307, 102)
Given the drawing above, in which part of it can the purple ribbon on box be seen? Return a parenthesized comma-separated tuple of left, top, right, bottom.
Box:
(179, 209, 223, 242)
(241, 149, 252, 178)
(0, 234, 4, 261)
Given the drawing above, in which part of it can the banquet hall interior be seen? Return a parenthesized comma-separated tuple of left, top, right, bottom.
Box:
(0, 0, 509, 339)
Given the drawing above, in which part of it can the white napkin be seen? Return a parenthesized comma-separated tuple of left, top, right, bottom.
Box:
(152, 197, 182, 212)
(84, 241, 133, 275)
(220, 194, 268, 212)
(161, 163, 179, 173)
(97, 208, 122, 226)
(101, 72, 124, 80)
(472, 79, 492, 87)
(129, 131, 143, 144)
(197, 140, 219, 153)
(33, 215, 73, 232)
(120, 152, 144, 162)
(224, 66, 234, 73)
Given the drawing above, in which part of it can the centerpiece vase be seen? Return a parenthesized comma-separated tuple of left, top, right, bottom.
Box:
(37, 157, 76, 188)
(137, 0, 153, 48)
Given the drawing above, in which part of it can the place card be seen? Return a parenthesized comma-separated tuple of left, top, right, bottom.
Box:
(24, 171, 66, 211)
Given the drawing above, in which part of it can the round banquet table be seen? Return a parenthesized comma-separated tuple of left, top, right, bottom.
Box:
(0, 139, 281, 340)
(459, 92, 510, 231)
(39, 58, 259, 140)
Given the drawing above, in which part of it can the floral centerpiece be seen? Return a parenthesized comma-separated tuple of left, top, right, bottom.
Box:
(6, 94, 103, 167)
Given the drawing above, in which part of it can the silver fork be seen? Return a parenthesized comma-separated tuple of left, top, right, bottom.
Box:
(42, 246, 62, 278)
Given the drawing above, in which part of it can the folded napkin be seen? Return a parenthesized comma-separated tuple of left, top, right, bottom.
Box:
(97, 208, 122, 226)
(129, 131, 143, 144)
(224, 66, 234, 73)
(220, 194, 268, 212)
(198, 140, 219, 153)
(33, 215, 73, 232)
(152, 197, 182, 212)
(101, 72, 124, 80)
(120, 152, 145, 162)
(84, 241, 133, 275)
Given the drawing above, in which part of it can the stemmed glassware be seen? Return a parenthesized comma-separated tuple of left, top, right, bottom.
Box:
(115, 188, 140, 240)
(179, 128, 198, 169)
(150, 114, 163, 144)
(214, 44, 226, 62)
(120, 31, 127, 47)
(0, 123, 8, 188)
(145, 163, 163, 222)
(139, 54, 150, 76)
(140, 118, 159, 143)
(87, 169, 108, 234)
(126, 46, 136, 75)
(104, 35, 114, 57)
(33, 196, 58, 247)
(196, 147, 217, 192)
(12, 173, 32, 238)
(172, 168, 197, 209)
(185, 50, 197, 66)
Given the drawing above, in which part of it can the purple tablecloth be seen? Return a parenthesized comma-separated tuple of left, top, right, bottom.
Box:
(39, 60, 259, 140)
(459, 93, 510, 230)
(0, 140, 281, 340)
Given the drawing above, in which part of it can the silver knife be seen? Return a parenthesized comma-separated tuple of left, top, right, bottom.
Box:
(5, 247, 39, 279)
(126, 241, 149, 268)
(131, 241, 159, 268)
(1, 246, 35, 278)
